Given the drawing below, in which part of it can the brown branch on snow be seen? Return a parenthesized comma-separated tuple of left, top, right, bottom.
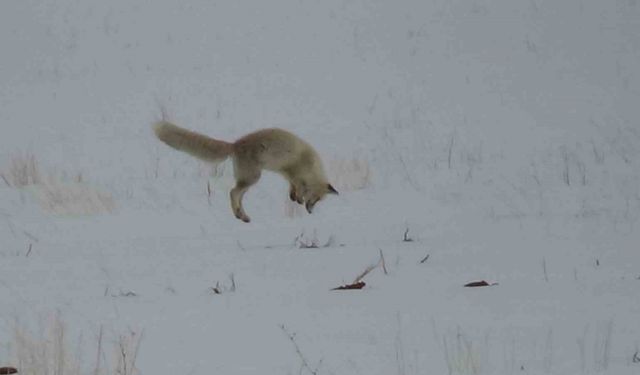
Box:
(0, 367, 18, 375)
(353, 262, 377, 284)
(332, 251, 388, 291)
(331, 281, 366, 290)
(354, 250, 389, 283)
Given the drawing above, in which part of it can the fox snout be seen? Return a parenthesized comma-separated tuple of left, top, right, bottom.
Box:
(304, 184, 339, 214)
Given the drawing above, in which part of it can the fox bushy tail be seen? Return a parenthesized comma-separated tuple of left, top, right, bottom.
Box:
(153, 121, 234, 162)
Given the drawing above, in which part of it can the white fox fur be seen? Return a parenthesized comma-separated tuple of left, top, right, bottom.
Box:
(153, 121, 337, 222)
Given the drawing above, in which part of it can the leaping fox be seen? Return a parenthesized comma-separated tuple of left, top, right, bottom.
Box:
(153, 121, 338, 222)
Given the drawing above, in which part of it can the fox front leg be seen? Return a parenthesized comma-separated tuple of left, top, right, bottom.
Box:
(288, 182, 305, 205)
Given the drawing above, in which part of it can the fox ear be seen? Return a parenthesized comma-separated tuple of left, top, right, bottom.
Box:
(327, 184, 339, 195)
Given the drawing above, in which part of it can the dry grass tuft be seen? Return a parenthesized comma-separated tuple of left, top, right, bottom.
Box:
(1, 153, 42, 187)
(10, 315, 81, 375)
(2, 153, 116, 215)
(7, 316, 143, 375)
(32, 180, 116, 215)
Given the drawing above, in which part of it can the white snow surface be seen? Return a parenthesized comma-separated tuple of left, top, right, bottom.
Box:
(1, 1, 639, 374)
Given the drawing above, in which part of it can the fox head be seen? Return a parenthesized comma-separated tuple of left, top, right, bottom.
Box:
(305, 183, 338, 214)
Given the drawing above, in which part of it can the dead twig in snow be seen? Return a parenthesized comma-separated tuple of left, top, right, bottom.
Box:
(378, 248, 388, 275)
(402, 228, 413, 242)
(280, 325, 320, 375)
(333, 251, 389, 291)
(210, 273, 236, 295)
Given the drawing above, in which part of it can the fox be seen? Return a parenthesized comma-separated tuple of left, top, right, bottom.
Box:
(153, 121, 338, 223)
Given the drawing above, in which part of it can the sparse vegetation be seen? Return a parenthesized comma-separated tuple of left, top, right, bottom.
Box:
(2, 153, 115, 215)
(33, 179, 115, 215)
(442, 329, 484, 375)
(7, 315, 143, 375)
(294, 230, 335, 249)
(1, 153, 42, 188)
(113, 329, 144, 375)
(210, 273, 237, 295)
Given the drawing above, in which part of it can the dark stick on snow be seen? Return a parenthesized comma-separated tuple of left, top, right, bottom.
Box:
(403, 228, 413, 242)
(378, 248, 388, 275)
(464, 280, 498, 287)
(419, 254, 430, 264)
(229, 273, 236, 292)
(0, 174, 10, 187)
(280, 325, 319, 375)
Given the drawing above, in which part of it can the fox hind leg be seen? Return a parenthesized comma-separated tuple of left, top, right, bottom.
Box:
(230, 178, 258, 222)
(230, 163, 261, 223)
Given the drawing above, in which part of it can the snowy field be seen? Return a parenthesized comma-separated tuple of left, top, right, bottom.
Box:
(1, 1, 639, 374)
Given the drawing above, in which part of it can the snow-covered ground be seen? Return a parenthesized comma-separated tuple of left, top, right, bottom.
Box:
(1, 1, 639, 374)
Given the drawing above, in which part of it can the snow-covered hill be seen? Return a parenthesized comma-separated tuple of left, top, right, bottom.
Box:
(1, 1, 639, 374)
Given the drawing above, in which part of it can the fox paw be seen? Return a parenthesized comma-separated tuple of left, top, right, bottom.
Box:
(289, 191, 304, 205)
(234, 209, 251, 223)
